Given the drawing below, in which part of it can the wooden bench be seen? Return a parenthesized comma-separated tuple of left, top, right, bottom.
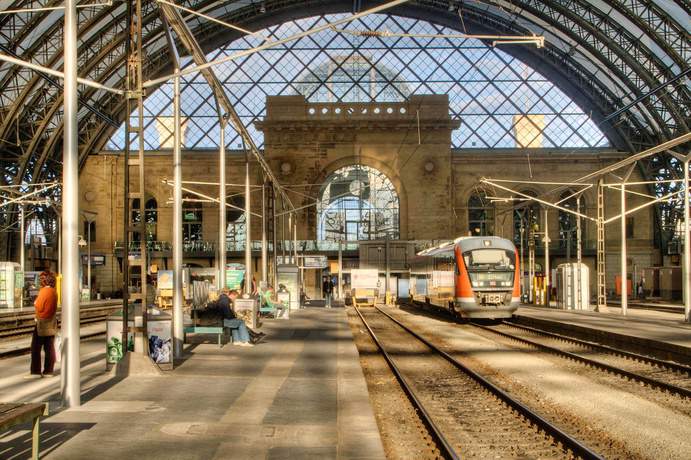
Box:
(0, 402, 48, 460)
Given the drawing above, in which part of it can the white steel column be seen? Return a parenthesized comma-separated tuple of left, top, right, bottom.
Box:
(293, 217, 298, 265)
(576, 197, 582, 264)
(272, 187, 278, 290)
(61, 0, 80, 407)
(385, 238, 390, 299)
(621, 183, 628, 316)
(543, 207, 550, 307)
(684, 159, 690, 322)
(338, 239, 343, 300)
(87, 223, 91, 298)
(19, 206, 25, 272)
(261, 182, 267, 284)
(244, 149, 252, 295)
(172, 72, 184, 358)
(218, 117, 227, 290)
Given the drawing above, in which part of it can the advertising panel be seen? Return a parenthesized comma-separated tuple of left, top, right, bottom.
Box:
(225, 263, 245, 290)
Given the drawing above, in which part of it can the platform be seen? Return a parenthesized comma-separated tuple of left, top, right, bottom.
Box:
(514, 305, 691, 364)
(0, 308, 385, 460)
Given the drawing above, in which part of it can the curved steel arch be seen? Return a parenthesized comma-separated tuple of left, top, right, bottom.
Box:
(0, 0, 688, 189)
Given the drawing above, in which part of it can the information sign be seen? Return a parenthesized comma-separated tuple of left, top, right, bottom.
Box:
(302, 255, 328, 269)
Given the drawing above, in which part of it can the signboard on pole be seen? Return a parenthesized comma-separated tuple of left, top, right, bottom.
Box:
(302, 255, 328, 269)
(351, 269, 379, 289)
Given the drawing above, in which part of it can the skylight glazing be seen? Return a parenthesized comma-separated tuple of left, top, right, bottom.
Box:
(106, 13, 609, 151)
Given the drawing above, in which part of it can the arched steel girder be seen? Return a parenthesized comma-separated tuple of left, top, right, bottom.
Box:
(2, 0, 688, 187)
(33, 0, 650, 184)
(0, 4, 124, 147)
(505, 0, 687, 136)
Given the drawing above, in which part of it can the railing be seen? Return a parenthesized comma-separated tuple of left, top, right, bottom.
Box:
(113, 239, 361, 255)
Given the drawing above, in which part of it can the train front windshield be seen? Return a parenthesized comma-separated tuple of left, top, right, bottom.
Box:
(462, 249, 516, 288)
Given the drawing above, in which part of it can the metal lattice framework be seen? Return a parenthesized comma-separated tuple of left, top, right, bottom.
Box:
(0, 0, 688, 244)
(106, 13, 609, 151)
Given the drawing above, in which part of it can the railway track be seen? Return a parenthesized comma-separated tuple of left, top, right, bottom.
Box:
(471, 321, 691, 399)
(0, 304, 120, 341)
(353, 304, 602, 459)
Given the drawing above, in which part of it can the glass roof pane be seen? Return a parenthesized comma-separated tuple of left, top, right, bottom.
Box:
(107, 13, 609, 151)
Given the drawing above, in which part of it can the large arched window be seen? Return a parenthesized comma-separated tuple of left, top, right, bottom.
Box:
(182, 196, 203, 242)
(131, 197, 157, 242)
(226, 195, 246, 251)
(107, 14, 607, 151)
(467, 191, 494, 236)
(513, 191, 541, 247)
(558, 192, 584, 251)
(317, 165, 399, 241)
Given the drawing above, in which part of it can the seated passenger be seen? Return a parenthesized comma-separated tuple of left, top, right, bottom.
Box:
(220, 289, 267, 345)
(261, 286, 286, 316)
(218, 289, 253, 347)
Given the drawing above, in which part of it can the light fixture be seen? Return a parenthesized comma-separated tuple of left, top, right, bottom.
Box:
(259, 1, 266, 13)
(424, 160, 435, 173)
(448, 1, 455, 12)
(78, 236, 87, 248)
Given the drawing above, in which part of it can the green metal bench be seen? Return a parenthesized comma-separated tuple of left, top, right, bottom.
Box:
(184, 326, 226, 347)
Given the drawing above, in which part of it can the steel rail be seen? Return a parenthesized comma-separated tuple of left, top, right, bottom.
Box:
(502, 320, 691, 375)
(352, 304, 460, 460)
(373, 305, 603, 460)
(469, 322, 691, 399)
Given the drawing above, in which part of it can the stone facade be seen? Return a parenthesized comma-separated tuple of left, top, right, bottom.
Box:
(78, 95, 658, 296)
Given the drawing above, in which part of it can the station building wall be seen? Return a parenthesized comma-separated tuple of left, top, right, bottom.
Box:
(78, 95, 659, 297)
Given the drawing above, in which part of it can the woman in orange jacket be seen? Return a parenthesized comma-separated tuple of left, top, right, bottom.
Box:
(28, 271, 58, 378)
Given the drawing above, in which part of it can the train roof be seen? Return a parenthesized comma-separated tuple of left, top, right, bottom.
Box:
(417, 236, 516, 256)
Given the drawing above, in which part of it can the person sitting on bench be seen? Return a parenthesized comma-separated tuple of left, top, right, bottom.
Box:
(261, 285, 287, 317)
(218, 289, 253, 347)
(219, 290, 266, 345)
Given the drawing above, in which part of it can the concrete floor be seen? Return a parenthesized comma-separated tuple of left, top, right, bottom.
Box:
(0, 308, 384, 460)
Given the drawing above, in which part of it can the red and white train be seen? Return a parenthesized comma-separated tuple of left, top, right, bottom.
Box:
(410, 236, 520, 319)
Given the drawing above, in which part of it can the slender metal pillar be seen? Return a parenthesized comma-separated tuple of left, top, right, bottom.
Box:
(19, 206, 25, 272)
(293, 217, 298, 265)
(519, 216, 524, 300)
(244, 148, 253, 295)
(61, 0, 80, 407)
(287, 213, 292, 264)
(261, 182, 268, 284)
(172, 72, 184, 359)
(338, 239, 343, 300)
(218, 117, 227, 290)
(87, 224, 91, 299)
(576, 197, 582, 264)
(621, 183, 628, 316)
(685, 159, 691, 322)
(385, 238, 390, 300)
(543, 207, 550, 307)
(272, 186, 278, 290)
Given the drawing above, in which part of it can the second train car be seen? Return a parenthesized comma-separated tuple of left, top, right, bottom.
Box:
(410, 236, 520, 319)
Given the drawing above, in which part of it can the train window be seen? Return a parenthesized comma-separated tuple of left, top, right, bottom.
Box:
(463, 249, 515, 270)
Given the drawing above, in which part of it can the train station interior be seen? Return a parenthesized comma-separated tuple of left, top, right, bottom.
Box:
(0, 1, 689, 459)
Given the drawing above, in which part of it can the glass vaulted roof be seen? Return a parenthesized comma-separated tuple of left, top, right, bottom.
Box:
(106, 14, 608, 151)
